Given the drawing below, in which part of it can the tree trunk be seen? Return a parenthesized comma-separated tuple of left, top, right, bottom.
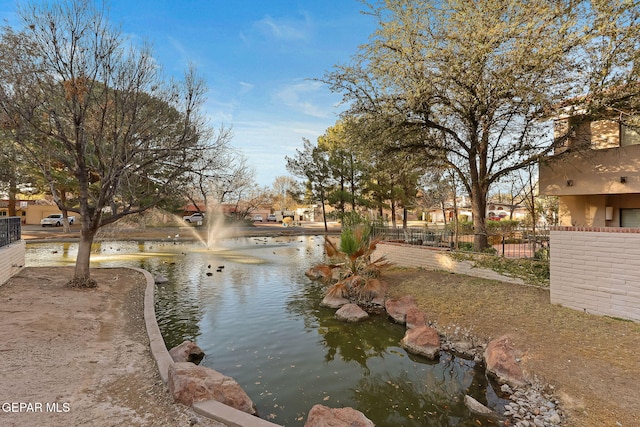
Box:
(320, 189, 328, 232)
(471, 185, 488, 251)
(390, 201, 397, 228)
(71, 222, 99, 287)
(440, 201, 447, 226)
(402, 207, 408, 230)
(452, 190, 459, 250)
(8, 175, 17, 217)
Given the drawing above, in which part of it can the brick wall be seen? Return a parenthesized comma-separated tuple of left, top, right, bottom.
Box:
(550, 227, 640, 321)
(0, 240, 25, 286)
(373, 242, 525, 285)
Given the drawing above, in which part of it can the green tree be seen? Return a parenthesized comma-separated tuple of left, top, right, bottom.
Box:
(286, 138, 332, 231)
(318, 122, 368, 216)
(0, 0, 224, 286)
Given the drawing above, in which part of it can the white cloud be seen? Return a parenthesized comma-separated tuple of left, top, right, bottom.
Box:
(238, 81, 254, 94)
(255, 14, 311, 42)
(273, 80, 331, 118)
(230, 117, 333, 185)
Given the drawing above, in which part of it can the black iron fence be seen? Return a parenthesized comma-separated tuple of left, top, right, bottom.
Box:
(371, 225, 550, 260)
(0, 217, 21, 248)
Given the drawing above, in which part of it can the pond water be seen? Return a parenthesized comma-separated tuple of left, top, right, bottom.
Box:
(26, 236, 506, 426)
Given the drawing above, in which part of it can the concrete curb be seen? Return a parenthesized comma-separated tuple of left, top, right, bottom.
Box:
(134, 267, 280, 427)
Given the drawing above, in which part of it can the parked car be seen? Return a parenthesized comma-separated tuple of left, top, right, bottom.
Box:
(40, 214, 75, 227)
(183, 212, 204, 223)
(267, 214, 277, 222)
(252, 215, 263, 222)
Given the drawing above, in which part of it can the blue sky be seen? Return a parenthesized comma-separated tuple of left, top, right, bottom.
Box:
(0, 0, 377, 186)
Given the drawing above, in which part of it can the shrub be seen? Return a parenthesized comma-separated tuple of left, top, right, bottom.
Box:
(324, 222, 392, 306)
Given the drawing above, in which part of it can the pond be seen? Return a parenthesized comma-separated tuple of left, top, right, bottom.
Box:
(26, 236, 506, 426)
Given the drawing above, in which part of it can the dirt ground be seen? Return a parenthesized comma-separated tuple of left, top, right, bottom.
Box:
(384, 269, 640, 427)
(0, 267, 226, 427)
(7, 225, 640, 427)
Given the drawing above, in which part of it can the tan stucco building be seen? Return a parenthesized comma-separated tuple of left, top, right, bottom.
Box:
(539, 117, 640, 227)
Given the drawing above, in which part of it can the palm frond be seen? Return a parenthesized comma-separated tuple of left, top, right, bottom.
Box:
(324, 236, 340, 259)
(326, 281, 348, 298)
(358, 278, 384, 301)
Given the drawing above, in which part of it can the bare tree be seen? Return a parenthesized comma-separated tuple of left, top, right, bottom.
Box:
(0, 0, 224, 286)
(183, 126, 235, 212)
(272, 176, 303, 211)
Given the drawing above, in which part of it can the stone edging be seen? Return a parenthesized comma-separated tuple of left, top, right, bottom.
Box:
(132, 267, 280, 427)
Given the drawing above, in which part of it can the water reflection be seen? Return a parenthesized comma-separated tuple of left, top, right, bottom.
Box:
(26, 236, 506, 427)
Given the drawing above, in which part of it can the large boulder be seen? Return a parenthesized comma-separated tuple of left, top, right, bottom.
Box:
(405, 307, 427, 329)
(464, 395, 495, 417)
(400, 325, 441, 360)
(169, 340, 205, 365)
(484, 336, 528, 388)
(167, 362, 256, 414)
(305, 404, 375, 427)
(385, 295, 418, 324)
(320, 294, 350, 309)
(335, 303, 369, 322)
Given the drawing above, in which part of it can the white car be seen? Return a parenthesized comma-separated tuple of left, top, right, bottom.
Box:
(40, 214, 75, 227)
(267, 214, 277, 222)
(252, 215, 263, 222)
(183, 213, 204, 223)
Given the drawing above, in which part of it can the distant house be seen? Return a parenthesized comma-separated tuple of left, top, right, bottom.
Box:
(423, 198, 528, 224)
(1, 198, 84, 225)
(539, 111, 640, 227)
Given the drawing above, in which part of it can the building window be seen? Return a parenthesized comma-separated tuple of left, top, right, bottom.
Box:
(620, 209, 640, 227)
(620, 124, 640, 146)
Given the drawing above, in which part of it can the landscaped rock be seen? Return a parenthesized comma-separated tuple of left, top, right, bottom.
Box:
(335, 303, 369, 322)
(304, 404, 374, 427)
(370, 295, 385, 307)
(154, 275, 169, 284)
(169, 340, 205, 365)
(400, 325, 440, 359)
(484, 336, 528, 388)
(385, 295, 418, 324)
(464, 395, 495, 417)
(305, 264, 333, 282)
(320, 294, 350, 309)
(405, 307, 427, 329)
(167, 362, 256, 414)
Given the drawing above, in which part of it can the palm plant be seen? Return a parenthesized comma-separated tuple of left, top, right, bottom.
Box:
(324, 223, 392, 306)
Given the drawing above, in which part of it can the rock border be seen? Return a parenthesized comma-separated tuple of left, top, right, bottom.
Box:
(332, 294, 564, 427)
(135, 267, 280, 427)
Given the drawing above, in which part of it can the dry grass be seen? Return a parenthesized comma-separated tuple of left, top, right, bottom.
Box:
(384, 267, 640, 427)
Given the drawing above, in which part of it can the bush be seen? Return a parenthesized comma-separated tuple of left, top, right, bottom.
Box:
(534, 247, 550, 260)
(449, 252, 550, 287)
(456, 242, 474, 251)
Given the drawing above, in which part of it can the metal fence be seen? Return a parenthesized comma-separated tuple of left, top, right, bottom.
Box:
(0, 217, 22, 248)
(371, 225, 550, 260)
